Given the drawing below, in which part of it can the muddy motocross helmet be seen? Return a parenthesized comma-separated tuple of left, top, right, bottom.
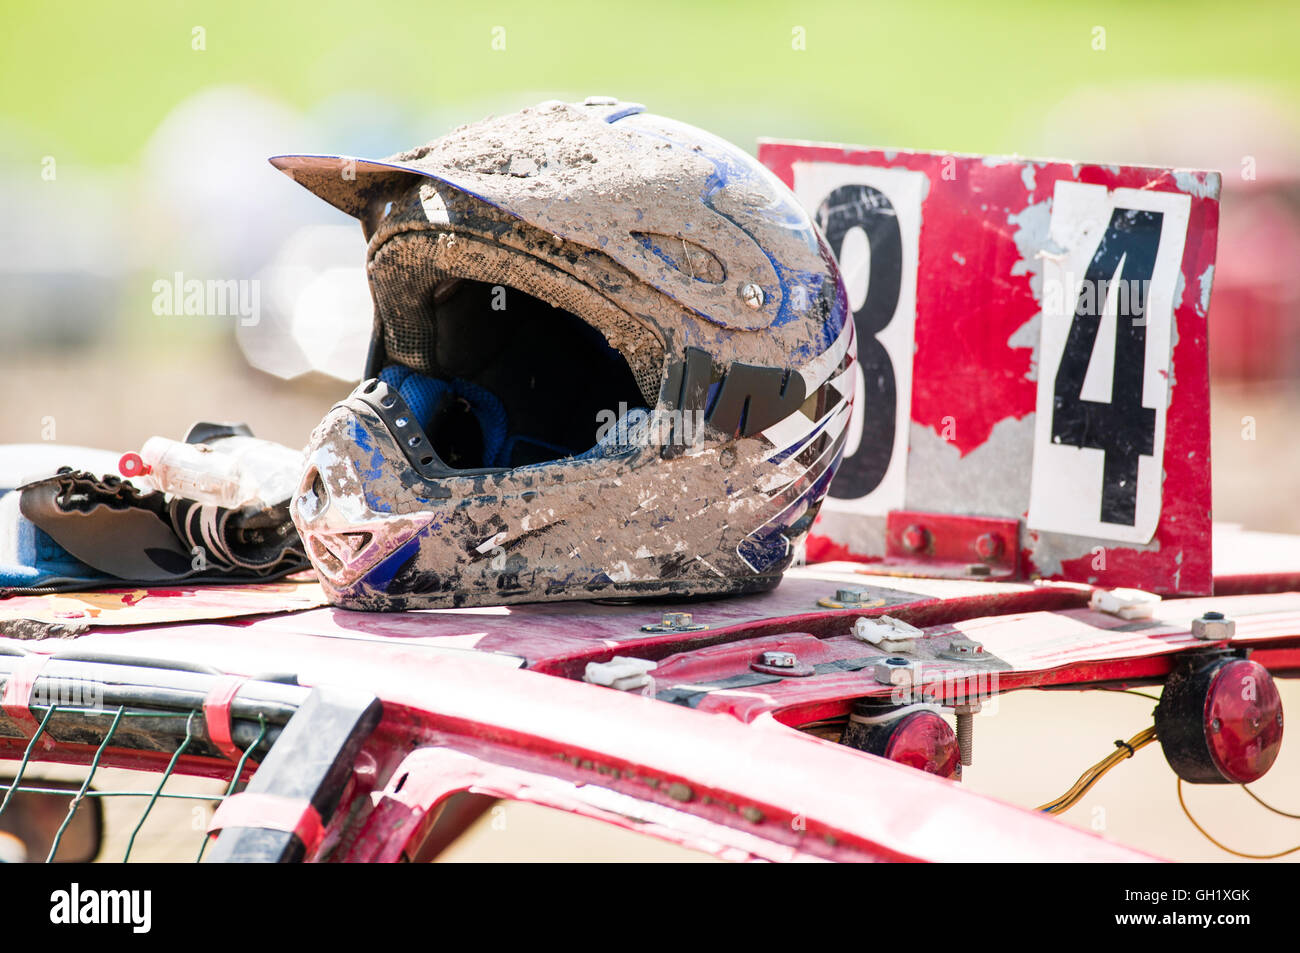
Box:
(274, 97, 855, 610)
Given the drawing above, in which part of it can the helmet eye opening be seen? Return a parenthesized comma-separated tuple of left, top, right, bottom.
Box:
(373, 269, 653, 471)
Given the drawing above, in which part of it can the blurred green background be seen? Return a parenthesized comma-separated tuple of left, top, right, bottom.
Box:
(5, 0, 1300, 162)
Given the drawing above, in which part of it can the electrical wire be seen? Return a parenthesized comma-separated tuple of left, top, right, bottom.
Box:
(1240, 785, 1300, 820)
(1110, 688, 1162, 702)
(1177, 779, 1300, 860)
(1036, 726, 1157, 814)
(968, 689, 1300, 859)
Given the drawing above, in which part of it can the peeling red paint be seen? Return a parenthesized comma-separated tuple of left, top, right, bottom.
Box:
(804, 535, 879, 564)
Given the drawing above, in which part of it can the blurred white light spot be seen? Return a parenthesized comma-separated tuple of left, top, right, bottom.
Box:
(292, 267, 371, 381)
(239, 224, 370, 381)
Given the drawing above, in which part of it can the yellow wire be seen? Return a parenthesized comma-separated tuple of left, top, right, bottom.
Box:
(1177, 779, 1300, 860)
(1036, 727, 1157, 814)
(1032, 708, 1300, 858)
(1240, 785, 1300, 820)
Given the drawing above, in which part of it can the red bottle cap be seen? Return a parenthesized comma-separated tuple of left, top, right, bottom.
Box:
(119, 452, 151, 478)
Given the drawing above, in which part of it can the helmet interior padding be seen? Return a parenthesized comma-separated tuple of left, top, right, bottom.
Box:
(367, 183, 666, 409)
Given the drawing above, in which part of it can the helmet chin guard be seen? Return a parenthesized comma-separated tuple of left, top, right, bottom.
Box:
(278, 98, 855, 610)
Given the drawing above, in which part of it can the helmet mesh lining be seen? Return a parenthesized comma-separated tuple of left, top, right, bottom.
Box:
(369, 231, 664, 408)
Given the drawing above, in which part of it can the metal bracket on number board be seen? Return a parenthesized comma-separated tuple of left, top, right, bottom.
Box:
(876, 511, 1022, 582)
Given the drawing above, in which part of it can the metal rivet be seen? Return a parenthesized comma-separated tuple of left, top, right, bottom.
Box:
(740, 283, 765, 309)
(975, 532, 1003, 561)
(901, 524, 929, 553)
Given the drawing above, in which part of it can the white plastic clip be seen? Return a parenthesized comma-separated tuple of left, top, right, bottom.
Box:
(583, 656, 658, 691)
(853, 615, 923, 652)
(1090, 588, 1162, 620)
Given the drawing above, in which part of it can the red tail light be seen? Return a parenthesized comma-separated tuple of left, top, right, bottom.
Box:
(1203, 659, 1284, 783)
(885, 711, 962, 778)
(1156, 654, 1284, 784)
(841, 708, 961, 780)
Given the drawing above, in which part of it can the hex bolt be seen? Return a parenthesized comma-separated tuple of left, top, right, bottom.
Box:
(901, 524, 930, 554)
(873, 656, 915, 687)
(640, 612, 707, 633)
(956, 715, 974, 765)
(975, 532, 1003, 562)
(940, 636, 988, 663)
(760, 650, 797, 668)
(1191, 611, 1235, 641)
(954, 703, 981, 766)
(835, 589, 864, 605)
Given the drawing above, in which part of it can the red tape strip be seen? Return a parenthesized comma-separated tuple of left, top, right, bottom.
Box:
(208, 792, 325, 854)
(202, 675, 247, 762)
(2, 655, 50, 741)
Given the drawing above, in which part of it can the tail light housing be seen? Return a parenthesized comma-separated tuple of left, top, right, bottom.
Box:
(841, 705, 961, 780)
(1156, 653, 1284, 784)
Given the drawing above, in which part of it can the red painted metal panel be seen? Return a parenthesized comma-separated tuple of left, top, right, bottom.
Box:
(41, 567, 1090, 678)
(334, 671, 1154, 863)
(679, 592, 1300, 725)
(6, 565, 1298, 862)
(883, 510, 1020, 580)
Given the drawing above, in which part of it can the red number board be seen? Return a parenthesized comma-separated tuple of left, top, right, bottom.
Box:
(759, 141, 1219, 594)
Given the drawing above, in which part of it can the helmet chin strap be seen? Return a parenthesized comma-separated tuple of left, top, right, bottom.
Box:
(378, 366, 508, 468)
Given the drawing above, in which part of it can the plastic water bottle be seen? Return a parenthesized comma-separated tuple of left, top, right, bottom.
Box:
(119, 435, 303, 509)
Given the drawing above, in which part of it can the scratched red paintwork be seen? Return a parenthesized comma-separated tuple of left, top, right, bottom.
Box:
(759, 143, 1217, 595)
(46, 568, 1091, 680)
(0, 579, 327, 629)
(4, 558, 1299, 861)
(684, 591, 1300, 724)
